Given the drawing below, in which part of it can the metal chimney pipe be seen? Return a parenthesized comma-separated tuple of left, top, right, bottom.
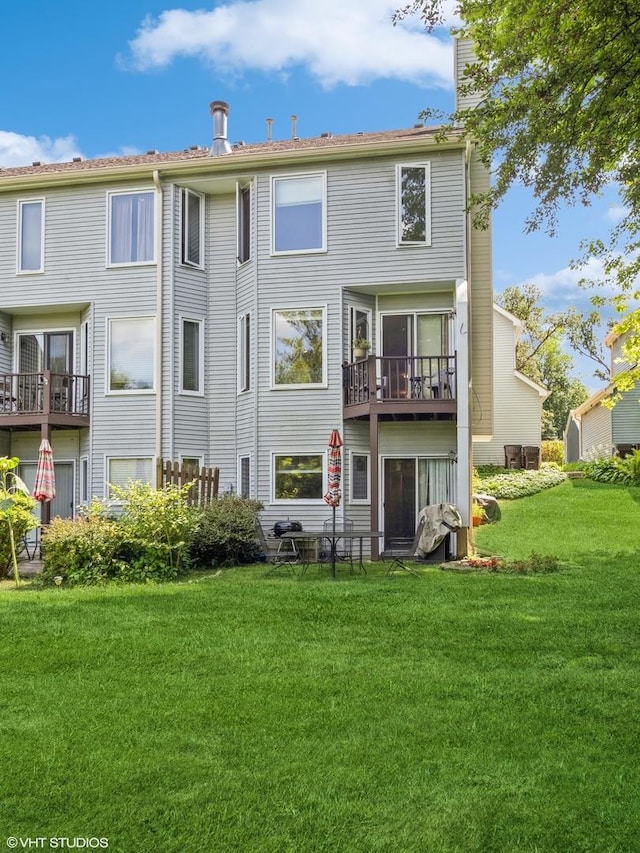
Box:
(266, 117, 273, 142)
(291, 114, 298, 140)
(210, 101, 232, 155)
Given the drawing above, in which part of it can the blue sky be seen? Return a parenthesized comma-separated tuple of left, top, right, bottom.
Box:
(1, 0, 618, 389)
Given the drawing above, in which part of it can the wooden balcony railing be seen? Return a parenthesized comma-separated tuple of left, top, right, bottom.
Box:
(343, 355, 457, 418)
(0, 371, 90, 427)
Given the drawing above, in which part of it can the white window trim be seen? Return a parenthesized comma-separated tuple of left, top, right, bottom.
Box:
(105, 455, 156, 500)
(238, 453, 251, 498)
(349, 451, 371, 504)
(105, 316, 156, 395)
(106, 188, 157, 268)
(80, 455, 89, 505)
(350, 306, 372, 359)
(237, 312, 251, 394)
(17, 198, 45, 274)
(271, 450, 326, 504)
(14, 327, 76, 373)
(396, 162, 432, 247)
(270, 171, 328, 256)
(180, 187, 205, 269)
(236, 180, 253, 266)
(271, 305, 328, 390)
(179, 315, 205, 396)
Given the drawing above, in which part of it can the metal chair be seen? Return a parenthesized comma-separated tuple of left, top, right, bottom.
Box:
(385, 517, 426, 577)
(255, 520, 299, 576)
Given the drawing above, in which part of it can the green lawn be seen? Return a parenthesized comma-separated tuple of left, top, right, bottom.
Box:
(1, 479, 640, 852)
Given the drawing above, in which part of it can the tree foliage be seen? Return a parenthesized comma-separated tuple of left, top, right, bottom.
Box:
(497, 284, 589, 438)
(396, 0, 640, 390)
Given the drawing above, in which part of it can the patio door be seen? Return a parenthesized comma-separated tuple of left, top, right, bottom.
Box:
(19, 461, 75, 522)
(383, 457, 454, 549)
(381, 315, 412, 398)
(17, 332, 73, 373)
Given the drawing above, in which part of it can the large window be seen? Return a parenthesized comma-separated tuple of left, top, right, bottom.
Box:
(272, 173, 326, 253)
(397, 164, 431, 245)
(272, 308, 325, 388)
(237, 182, 251, 264)
(17, 331, 73, 374)
(274, 454, 323, 501)
(106, 457, 154, 499)
(108, 190, 155, 265)
(238, 313, 251, 393)
(108, 317, 155, 392)
(181, 317, 203, 394)
(181, 188, 203, 267)
(18, 199, 44, 273)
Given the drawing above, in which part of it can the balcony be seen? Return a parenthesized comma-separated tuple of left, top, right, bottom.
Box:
(0, 371, 90, 430)
(343, 355, 457, 421)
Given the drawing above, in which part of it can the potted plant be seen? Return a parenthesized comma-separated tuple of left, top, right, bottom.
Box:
(352, 338, 371, 359)
(472, 501, 486, 527)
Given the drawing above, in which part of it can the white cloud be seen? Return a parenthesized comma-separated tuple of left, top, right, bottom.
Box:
(124, 0, 456, 88)
(0, 131, 82, 167)
(516, 256, 614, 304)
(606, 203, 627, 223)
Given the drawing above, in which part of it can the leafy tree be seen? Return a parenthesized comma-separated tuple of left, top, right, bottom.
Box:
(497, 284, 589, 438)
(395, 0, 640, 391)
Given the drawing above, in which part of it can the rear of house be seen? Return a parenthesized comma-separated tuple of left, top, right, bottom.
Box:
(0, 45, 494, 557)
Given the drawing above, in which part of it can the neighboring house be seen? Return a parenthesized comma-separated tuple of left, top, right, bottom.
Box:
(473, 304, 548, 467)
(565, 327, 640, 461)
(0, 39, 493, 557)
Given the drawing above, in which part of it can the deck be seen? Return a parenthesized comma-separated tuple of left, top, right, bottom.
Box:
(0, 371, 90, 430)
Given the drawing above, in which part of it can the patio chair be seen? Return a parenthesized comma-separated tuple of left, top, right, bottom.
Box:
(385, 517, 426, 577)
(255, 520, 299, 576)
(320, 517, 354, 571)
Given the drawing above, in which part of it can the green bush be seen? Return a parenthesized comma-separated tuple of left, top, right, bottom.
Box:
(616, 449, 640, 484)
(188, 495, 263, 569)
(38, 484, 200, 586)
(0, 488, 38, 573)
(584, 456, 633, 485)
(477, 467, 566, 499)
(542, 439, 564, 466)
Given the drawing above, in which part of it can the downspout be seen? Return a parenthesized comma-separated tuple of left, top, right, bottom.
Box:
(460, 139, 474, 553)
(153, 170, 163, 473)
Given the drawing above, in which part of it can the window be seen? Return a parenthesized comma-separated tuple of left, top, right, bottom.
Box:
(274, 454, 323, 501)
(397, 164, 431, 245)
(181, 317, 203, 394)
(17, 331, 73, 373)
(237, 182, 251, 264)
(106, 457, 154, 499)
(272, 173, 326, 253)
(238, 313, 250, 392)
(181, 188, 203, 267)
(239, 455, 250, 498)
(80, 456, 89, 505)
(108, 190, 155, 265)
(350, 307, 371, 359)
(108, 317, 155, 392)
(273, 307, 325, 388)
(350, 453, 370, 502)
(18, 199, 44, 273)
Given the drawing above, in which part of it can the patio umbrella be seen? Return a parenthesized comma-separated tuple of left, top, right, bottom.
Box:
(33, 439, 56, 525)
(323, 429, 343, 578)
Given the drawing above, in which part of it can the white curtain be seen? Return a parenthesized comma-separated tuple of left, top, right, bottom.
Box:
(418, 458, 453, 508)
(111, 192, 153, 263)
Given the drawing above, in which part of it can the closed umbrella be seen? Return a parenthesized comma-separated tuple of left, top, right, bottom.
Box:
(323, 429, 343, 578)
(33, 439, 56, 526)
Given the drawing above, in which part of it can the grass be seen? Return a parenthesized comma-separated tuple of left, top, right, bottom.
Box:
(1, 479, 640, 852)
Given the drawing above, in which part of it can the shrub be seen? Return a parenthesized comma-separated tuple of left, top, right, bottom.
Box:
(616, 449, 640, 484)
(188, 496, 263, 569)
(476, 467, 566, 499)
(0, 488, 38, 574)
(542, 440, 564, 466)
(584, 456, 633, 486)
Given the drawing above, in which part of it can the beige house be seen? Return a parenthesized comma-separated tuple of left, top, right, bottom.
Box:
(473, 304, 548, 467)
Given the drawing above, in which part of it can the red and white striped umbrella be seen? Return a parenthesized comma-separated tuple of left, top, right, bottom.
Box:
(33, 438, 56, 503)
(323, 429, 343, 508)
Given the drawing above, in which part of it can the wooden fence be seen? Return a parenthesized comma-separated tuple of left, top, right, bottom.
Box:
(156, 459, 220, 505)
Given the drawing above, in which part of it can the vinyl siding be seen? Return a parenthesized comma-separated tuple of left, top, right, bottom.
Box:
(581, 404, 612, 456)
(612, 384, 640, 444)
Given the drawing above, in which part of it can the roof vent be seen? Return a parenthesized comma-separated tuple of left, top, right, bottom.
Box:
(320, 132, 332, 138)
(147, 149, 158, 155)
(266, 117, 273, 142)
(32, 161, 41, 166)
(72, 157, 82, 162)
(291, 114, 298, 140)
(210, 100, 232, 156)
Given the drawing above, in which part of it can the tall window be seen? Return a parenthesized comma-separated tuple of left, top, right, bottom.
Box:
(108, 317, 155, 392)
(18, 199, 44, 273)
(272, 173, 326, 253)
(397, 164, 431, 245)
(273, 454, 323, 501)
(107, 457, 153, 499)
(108, 190, 155, 265)
(181, 188, 203, 267)
(273, 307, 325, 388)
(17, 331, 72, 373)
(237, 182, 251, 264)
(350, 453, 370, 503)
(181, 318, 203, 394)
(238, 313, 251, 392)
(350, 306, 371, 359)
(239, 455, 250, 498)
